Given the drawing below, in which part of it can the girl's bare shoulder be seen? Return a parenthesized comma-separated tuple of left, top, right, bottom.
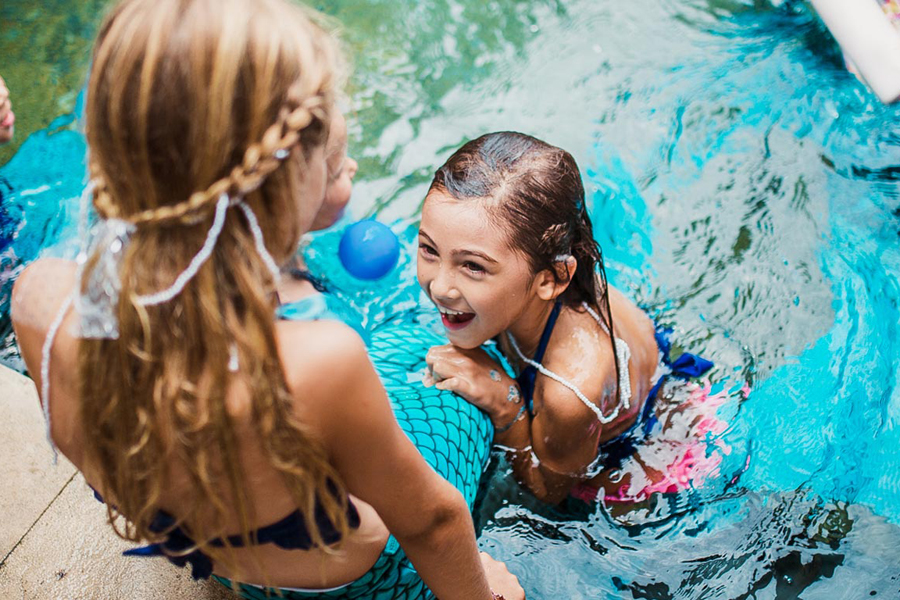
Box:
(275, 318, 374, 407)
(278, 315, 366, 366)
(538, 307, 616, 424)
(605, 285, 658, 372)
(11, 259, 78, 325)
(11, 259, 78, 357)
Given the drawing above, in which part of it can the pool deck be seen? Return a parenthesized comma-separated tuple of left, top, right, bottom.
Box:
(0, 365, 233, 600)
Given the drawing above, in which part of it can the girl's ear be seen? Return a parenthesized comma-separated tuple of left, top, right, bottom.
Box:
(535, 256, 577, 301)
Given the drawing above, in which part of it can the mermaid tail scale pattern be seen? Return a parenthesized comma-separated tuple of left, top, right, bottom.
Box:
(368, 321, 494, 509)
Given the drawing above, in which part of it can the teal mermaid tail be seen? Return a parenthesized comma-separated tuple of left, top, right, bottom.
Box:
(217, 538, 429, 600)
(369, 319, 494, 509)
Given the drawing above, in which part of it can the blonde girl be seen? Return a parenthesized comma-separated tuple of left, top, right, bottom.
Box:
(11, 2, 522, 598)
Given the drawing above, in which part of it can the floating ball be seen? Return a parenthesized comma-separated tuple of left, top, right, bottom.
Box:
(338, 220, 401, 280)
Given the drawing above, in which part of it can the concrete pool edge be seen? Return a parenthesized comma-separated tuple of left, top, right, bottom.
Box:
(0, 365, 232, 599)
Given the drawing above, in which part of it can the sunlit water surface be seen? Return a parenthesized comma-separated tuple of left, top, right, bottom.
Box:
(2, 0, 900, 598)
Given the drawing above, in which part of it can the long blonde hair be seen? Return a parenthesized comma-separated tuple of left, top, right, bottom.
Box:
(79, 0, 349, 571)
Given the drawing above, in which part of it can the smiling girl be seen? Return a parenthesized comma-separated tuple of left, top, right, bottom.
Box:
(418, 132, 715, 505)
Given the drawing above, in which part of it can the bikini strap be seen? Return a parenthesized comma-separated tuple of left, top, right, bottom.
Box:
(288, 267, 328, 293)
(506, 301, 632, 425)
(515, 300, 562, 412)
(533, 300, 563, 364)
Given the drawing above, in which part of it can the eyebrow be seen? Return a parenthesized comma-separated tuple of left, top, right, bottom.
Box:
(418, 230, 499, 264)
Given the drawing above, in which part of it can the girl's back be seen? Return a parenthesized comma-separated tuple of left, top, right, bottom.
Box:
(13, 258, 390, 588)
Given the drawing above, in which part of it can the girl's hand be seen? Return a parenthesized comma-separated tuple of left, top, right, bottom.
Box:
(424, 344, 523, 427)
(0, 76, 13, 145)
(480, 552, 525, 600)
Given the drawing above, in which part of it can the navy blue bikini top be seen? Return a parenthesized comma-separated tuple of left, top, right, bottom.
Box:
(515, 300, 563, 414)
(513, 300, 714, 470)
(103, 482, 360, 580)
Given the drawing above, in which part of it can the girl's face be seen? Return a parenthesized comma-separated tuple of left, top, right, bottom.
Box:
(417, 190, 541, 349)
(310, 111, 358, 231)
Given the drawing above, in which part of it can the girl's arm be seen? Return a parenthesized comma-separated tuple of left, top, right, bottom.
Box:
(283, 323, 522, 600)
(425, 345, 608, 504)
(491, 382, 605, 504)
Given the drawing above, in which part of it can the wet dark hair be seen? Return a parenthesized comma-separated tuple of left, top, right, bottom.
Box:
(429, 131, 622, 399)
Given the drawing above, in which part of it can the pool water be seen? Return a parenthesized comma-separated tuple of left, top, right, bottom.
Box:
(2, 0, 900, 598)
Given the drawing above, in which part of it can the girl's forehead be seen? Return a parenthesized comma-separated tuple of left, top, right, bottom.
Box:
(420, 193, 511, 253)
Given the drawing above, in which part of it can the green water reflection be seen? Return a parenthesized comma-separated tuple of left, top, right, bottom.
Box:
(0, 0, 107, 164)
(0, 0, 550, 168)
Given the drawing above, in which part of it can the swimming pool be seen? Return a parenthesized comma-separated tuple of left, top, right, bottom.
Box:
(2, 0, 900, 597)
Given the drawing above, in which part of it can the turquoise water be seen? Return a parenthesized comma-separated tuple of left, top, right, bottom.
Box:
(2, 0, 900, 597)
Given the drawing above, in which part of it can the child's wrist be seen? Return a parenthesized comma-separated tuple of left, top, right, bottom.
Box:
(489, 381, 524, 428)
(493, 403, 527, 434)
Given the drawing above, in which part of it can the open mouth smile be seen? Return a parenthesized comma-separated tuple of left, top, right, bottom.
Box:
(436, 304, 476, 330)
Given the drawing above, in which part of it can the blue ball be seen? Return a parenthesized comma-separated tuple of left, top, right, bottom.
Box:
(338, 220, 401, 280)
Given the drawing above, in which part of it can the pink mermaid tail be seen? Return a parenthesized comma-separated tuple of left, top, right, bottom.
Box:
(571, 380, 748, 505)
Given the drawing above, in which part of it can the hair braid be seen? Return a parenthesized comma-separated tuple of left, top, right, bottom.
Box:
(539, 223, 572, 259)
(90, 160, 118, 220)
(93, 88, 328, 228)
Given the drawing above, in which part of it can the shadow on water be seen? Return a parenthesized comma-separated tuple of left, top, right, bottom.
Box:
(475, 458, 900, 599)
